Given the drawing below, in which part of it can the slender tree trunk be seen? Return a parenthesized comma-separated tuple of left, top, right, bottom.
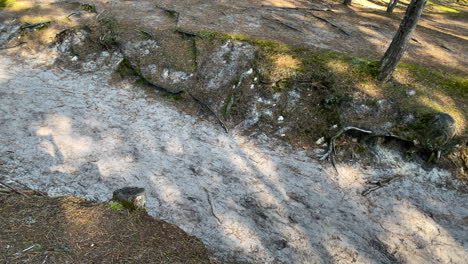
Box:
(387, 0, 399, 13)
(344, 0, 352, 6)
(378, 0, 427, 82)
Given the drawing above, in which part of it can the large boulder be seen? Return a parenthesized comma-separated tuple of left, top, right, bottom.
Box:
(423, 112, 457, 150)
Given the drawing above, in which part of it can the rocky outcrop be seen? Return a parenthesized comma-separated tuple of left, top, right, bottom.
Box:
(194, 40, 257, 113)
(118, 30, 196, 94)
(0, 20, 21, 47)
(423, 112, 457, 150)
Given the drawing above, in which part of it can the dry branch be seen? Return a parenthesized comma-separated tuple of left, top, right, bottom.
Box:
(0, 181, 28, 196)
(361, 175, 403, 196)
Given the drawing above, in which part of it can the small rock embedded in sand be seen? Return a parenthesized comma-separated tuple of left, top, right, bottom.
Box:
(113, 187, 146, 209)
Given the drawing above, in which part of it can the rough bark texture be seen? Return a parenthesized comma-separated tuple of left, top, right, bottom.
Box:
(344, 0, 352, 6)
(386, 0, 399, 13)
(378, 0, 427, 82)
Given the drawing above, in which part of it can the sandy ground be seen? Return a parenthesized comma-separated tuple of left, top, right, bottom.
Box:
(0, 50, 467, 263)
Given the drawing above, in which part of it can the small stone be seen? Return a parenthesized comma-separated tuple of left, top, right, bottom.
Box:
(316, 137, 325, 145)
(277, 116, 284, 122)
(280, 134, 286, 137)
(112, 187, 146, 209)
(71, 56, 78, 62)
(331, 124, 338, 129)
(407, 90, 416, 96)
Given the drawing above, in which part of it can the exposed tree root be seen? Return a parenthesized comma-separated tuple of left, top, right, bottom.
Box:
(0, 180, 28, 196)
(318, 126, 373, 173)
(362, 175, 403, 196)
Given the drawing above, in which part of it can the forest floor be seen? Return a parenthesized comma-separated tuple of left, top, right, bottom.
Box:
(0, 190, 222, 264)
(0, 0, 467, 263)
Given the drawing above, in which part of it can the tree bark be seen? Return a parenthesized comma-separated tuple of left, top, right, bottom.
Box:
(386, 0, 399, 13)
(378, 0, 427, 82)
(344, 0, 352, 6)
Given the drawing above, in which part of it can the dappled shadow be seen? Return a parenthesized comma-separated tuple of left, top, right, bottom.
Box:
(0, 51, 467, 263)
(1, 0, 467, 262)
(152, 0, 467, 74)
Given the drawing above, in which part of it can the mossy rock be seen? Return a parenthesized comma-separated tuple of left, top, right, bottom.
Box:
(117, 29, 196, 94)
(422, 113, 457, 150)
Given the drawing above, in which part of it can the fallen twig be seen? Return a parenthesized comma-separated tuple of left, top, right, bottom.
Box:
(0, 181, 28, 196)
(187, 91, 229, 133)
(12, 180, 47, 196)
(361, 175, 402, 196)
(96, 9, 106, 19)
(21, 21, 52, 31)
(203, 187, 222, 224)
(22, 245, 35, 252)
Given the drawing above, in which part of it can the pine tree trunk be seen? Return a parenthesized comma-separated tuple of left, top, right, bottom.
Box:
(378, 0, 427, 82)
(387, 0, 399, 13)
(344, 0, 352, 6)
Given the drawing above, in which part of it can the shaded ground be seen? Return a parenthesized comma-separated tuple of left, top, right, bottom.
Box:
(0, 191, 216, 264)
